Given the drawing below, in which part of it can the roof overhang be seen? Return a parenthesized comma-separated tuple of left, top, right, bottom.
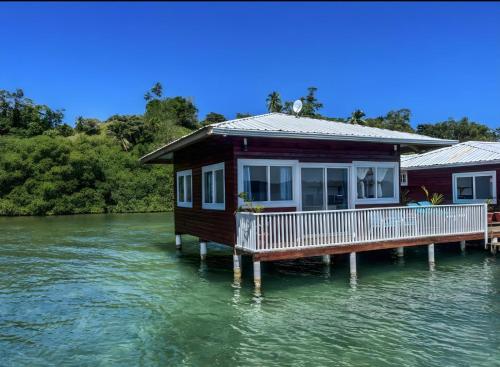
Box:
(140, 126, 213, 164)
(402, 159, 500, 171)
(140, 126, 457, 164)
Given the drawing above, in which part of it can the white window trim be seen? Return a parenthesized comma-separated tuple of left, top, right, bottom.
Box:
(202, 162, 225, 210)
(298, 163, 354, 210)
(176, 169, 192, 208)
(452, 170, 497, 204)
(352, 161, 400, 205)
(237, 159, 299, 208)
(400, 170, 408, 186)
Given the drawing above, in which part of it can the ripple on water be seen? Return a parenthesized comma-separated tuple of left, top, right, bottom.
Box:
(0, 214, 499, 366)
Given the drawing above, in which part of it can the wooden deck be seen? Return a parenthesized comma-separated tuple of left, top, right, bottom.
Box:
(236, 204, 490, 262)
(250, 233, 485, 262)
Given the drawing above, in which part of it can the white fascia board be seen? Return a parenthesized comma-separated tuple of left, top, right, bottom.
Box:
(403, 159, 500, 171)
(211, 128, 457, 146)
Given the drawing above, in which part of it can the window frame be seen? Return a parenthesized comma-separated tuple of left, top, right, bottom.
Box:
(202, 162, 225, 210)
(176, 169, 193, 208)
(299, 163, 353, 210)
(352, 161, 400, 205)
(237, 159, 299, 208)
(452, 170, 497, 204)
(400, 170, 408, 186)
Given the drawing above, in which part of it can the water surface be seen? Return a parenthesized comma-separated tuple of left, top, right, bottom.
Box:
(0, 213, 498, 366)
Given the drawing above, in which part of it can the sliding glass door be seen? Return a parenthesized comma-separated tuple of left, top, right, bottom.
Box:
(301, 167, 349, 211)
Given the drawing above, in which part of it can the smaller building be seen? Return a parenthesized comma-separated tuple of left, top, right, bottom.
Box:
(401, 141, 500, 205)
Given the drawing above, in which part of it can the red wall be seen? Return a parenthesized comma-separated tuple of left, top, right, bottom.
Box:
(173, 136, 401, 246)
(405, 164, 500, 204)
(173, 136, 237, 245)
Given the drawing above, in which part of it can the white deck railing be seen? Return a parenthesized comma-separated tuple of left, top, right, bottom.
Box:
(236, 204, 488, 253)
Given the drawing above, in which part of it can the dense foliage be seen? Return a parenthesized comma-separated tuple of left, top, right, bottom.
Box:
(0, 83, 497, 216)
(0, 84, 195, 216)
(0, 135, 171, 215)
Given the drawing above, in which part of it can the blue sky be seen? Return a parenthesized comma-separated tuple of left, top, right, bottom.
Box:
(1, 2, 499, 128)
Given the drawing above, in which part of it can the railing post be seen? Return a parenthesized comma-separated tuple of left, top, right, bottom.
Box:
(175, 234, 182, 250)
(484, 203, 489, 249)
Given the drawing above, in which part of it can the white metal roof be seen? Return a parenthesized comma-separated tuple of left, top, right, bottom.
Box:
(141, 113, 457, 163)
(401, 141, 500, 170)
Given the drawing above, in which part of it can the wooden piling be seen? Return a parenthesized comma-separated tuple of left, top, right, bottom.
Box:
(200, 241, 207, 260)
(253, 261, 261, 289)
(350, 252, 357, 276)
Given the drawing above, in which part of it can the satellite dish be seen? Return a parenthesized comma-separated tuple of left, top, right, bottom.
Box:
(292, 99, 303, 115)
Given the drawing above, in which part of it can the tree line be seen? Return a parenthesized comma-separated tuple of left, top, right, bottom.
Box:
(0, 83, 498, 216)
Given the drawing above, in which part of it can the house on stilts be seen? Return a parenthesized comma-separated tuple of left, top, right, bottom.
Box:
(141, 113, 491, 288)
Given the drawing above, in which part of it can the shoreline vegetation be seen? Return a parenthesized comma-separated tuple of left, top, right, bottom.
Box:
(1, 84, 498, 216)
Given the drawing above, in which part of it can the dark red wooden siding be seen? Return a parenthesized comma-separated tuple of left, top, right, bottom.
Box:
(173, 136, 237, 245)
(173, 136, 402, 246)
(405, 164, 500, 204)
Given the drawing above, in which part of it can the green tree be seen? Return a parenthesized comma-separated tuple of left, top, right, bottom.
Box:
(383, 109, 413, 133)
(301, 87, 323, 117)
(266, 91, 283, 113)
(201, 112, 226, 125)
(75, 117, 101, 135)
(144, 82, 163, 101)
(362, 109, 414, 133)
(106, 114, 154, 151)
(145, 96, 198, 130)
(235, 112, 252, 119)
(282, 87, 324, 117)
(348, 109, 366, 125)
(416, 117, 497, 142)
(0, 89, 64, 136)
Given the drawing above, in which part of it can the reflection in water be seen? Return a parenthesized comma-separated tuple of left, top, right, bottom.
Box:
(349, 274, 358, 290)
(0, 213, 498, 367)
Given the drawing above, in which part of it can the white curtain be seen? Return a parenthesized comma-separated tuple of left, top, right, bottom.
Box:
(243, 166, 252, 199)
(279, 167, 292, 200)
(357, 168, 370, 198)
(377, 168, 391, 197)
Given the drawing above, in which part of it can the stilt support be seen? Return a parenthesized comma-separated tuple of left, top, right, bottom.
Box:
(350, 252, 357, 277)
(200, 241, 207, 261)
(396, 247, 404, 257)
(233, 254, 242, 281)
(175, 235, 182, 249)
(322, 254, 331, 265)
(428, 243, 435, 268)
(253, 261, 261, 289)
(491, 237, 498, 255)
(460, 240, 466, 252)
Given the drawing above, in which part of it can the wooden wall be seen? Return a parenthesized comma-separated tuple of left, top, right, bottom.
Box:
(173, 136, 237, 245)
(405, 164, 500, 204)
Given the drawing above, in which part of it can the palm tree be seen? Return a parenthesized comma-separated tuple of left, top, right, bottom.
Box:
(348, 109, 366, 124)
(266, 91, 283, 113)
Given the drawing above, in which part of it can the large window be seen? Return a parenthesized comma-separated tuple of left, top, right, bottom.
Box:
(238, 159, 297, 207)
(202, 162, 225, 210)
(301, 166, 350, 211)
(453, 171, 496, 204)
(354, 162, 399, 204)
(176, 169, 192, 208)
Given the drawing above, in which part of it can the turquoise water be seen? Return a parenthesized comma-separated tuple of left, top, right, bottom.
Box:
(0, 213, 499, 366)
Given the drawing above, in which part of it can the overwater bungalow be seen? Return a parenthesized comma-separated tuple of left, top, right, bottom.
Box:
(401, 141, 499, 206)
(141, 113, 492, 288)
